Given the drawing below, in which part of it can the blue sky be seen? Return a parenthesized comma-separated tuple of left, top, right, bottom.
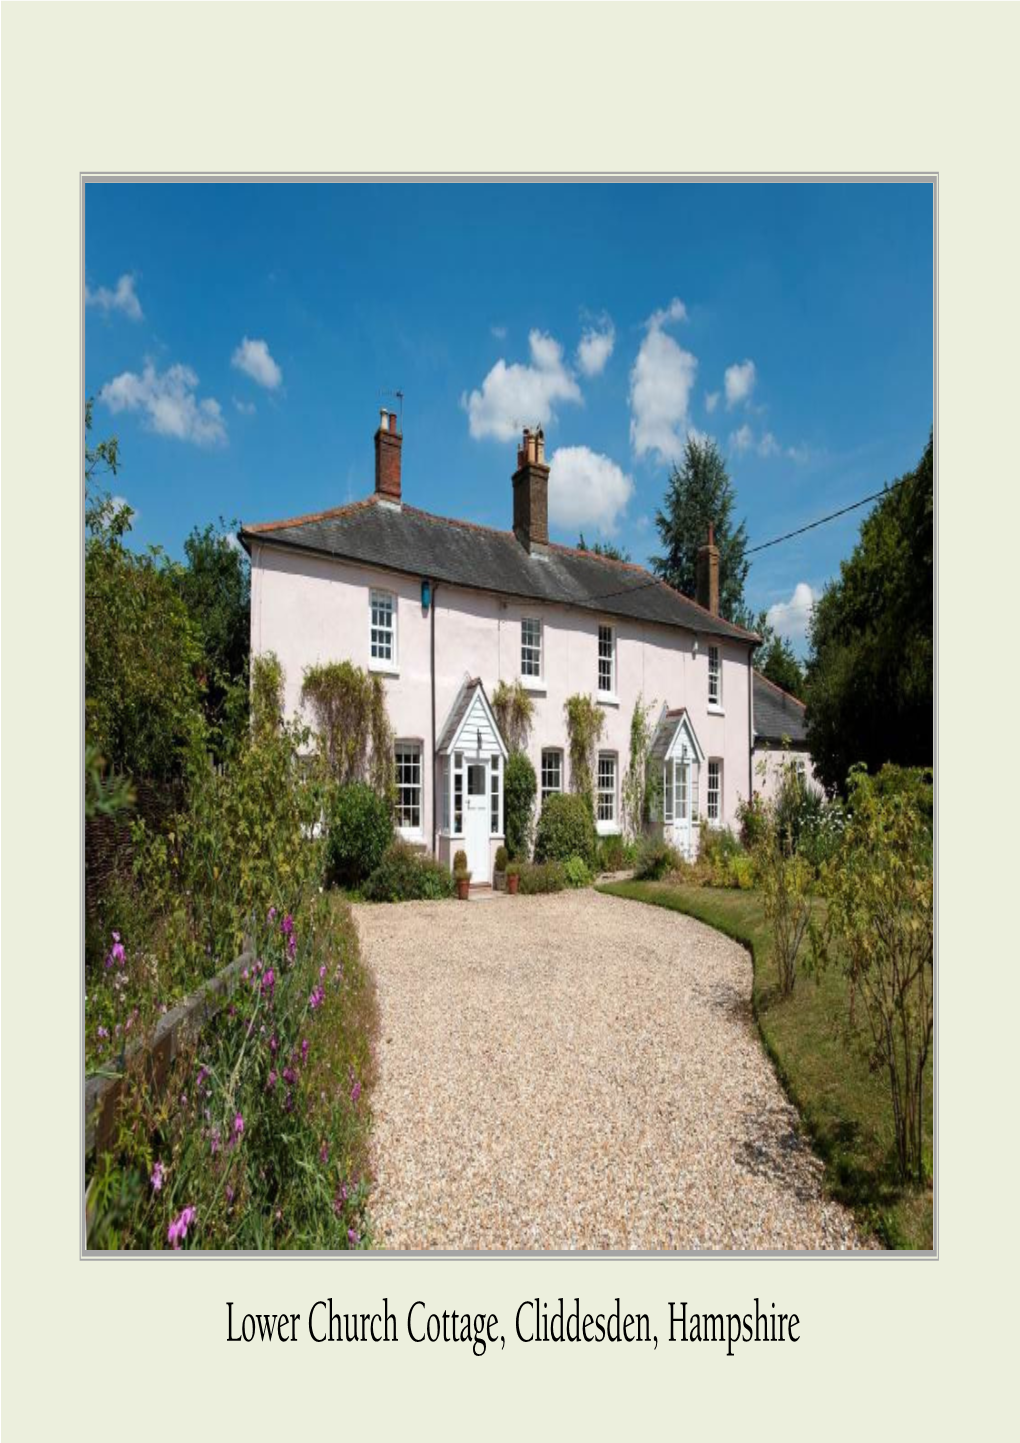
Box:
(85, 181, 933, 653)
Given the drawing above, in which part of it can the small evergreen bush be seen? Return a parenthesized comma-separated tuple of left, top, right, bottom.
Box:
(504, 752, 537, 859)
(494, 845, 509, 872)
(325, 782, 393, 888)
(362, 842, 456, 902)
(534, 792, 598, 868)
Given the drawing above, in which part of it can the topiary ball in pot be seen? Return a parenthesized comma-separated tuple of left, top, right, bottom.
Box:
(453, 848, 468, 873)
(533, 792, 598, 869)
(325, 781, 393, 888)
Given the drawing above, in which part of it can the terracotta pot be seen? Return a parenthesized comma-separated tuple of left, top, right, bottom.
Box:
(507, 873, 520, 895)
(456, 876, 471, 901)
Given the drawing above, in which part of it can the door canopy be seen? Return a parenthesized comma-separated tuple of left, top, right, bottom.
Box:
(437, 677, 509, 759)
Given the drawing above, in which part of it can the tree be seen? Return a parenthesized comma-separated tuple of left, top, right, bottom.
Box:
(173, 520, 251, 755)
(652, 436, 749, 622)
(578, 533, 631, 563)
(750, 609, 806, 699)
(806, 434, 933, 791)
(85, 410, 206, 781)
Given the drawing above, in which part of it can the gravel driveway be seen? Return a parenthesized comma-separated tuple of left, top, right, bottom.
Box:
(354, 890, 867, 1250)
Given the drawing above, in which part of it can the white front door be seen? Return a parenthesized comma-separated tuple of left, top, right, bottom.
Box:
(464, 759, 490, 883)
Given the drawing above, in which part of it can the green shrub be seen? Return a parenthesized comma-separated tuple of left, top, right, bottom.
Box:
(534, 792, 598, 868)
(726, 853, 756, 891)
(634, 837, 684, 881)
(362, 842, 455, 902)
(325, 782, 393, 889)
(596, 834, 634, 872)
(563, 855, 593, 888)
(494, 845, 509, 872)
(504, 752, 537, 859)
(517, 860, 567, 894)
(736, 793, 768, 850)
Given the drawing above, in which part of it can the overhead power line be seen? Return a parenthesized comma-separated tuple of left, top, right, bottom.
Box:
(745, 478, 906, 556)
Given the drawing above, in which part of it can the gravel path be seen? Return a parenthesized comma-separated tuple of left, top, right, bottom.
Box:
(354, 890, 868, 1251)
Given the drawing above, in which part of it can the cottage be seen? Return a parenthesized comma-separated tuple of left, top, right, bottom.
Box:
(751, 670, 822, 802)
(241, 413, 761, 879)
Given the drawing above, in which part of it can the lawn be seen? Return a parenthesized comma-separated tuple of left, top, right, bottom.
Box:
(598, 880, 934, 1250)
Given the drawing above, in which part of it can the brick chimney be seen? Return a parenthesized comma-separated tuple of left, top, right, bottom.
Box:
(512, 426, 549, 553)
(374, 408, 402, 504)
(696, 523, 720, 615)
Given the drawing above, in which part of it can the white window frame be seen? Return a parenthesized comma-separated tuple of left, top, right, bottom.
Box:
(596, 752, 618, 832)
(707, 759, 722, 824)
(451, 751, 465, 836)
(597, 624, 616, 700)
(490, 754, 502, 836)
(541, 748, 563, 804)
(707, 644, 722, 710)
(663, 762, 674, 823)
(370, 589, 398, 672)
(394, 741, 422, 838)
(521, 617, 543, 683)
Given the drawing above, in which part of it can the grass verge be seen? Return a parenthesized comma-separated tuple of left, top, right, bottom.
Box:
(598, 880, 933, 1250)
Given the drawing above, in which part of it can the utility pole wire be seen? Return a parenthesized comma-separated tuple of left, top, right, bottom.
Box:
(745, 477, 907, 555)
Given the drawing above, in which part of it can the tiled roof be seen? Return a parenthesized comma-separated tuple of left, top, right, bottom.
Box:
(240, 497, 758, 644)
(753, 671, 809, 746)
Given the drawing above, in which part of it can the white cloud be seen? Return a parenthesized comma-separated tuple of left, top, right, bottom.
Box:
(233, 396, 257, 416)
(729, 423, 754, 455)
(462, 329, 582, 441)
(100, 362, 227, 446)
(646, 296, 688, 330)
(705, 390, 720, 414)
(576, 318, 615, 377)
(549, 446, 634, 535)
(724, 358, 757, 408)
(231, 336, 282, 390)
(109, 495, 138, 522)
(222, 531, 243, 553)
(757, 431, 781, 458)
(490, 324, 507, 340)
(85, 274, 143, 321)
(629, 299, 698, 464)
(767, 582, 817, 643)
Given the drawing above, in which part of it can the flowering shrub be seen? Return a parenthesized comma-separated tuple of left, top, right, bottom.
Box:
(87, 892, 377, 1250)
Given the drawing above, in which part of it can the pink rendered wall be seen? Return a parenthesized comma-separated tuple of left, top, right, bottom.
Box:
(752, 745, 823, 804)
(250, 540, 755, 849)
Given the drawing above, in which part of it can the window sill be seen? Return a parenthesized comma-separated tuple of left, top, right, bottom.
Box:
(397, 826, 424, 842)
(596, 692, 620, 708)
(520, 677, 547, 695)
(596, 820, 621, 836)
(707, 704, 725, 716)
(369, 663, 400, 678)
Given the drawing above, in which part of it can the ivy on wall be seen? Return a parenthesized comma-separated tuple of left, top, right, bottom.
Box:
(564, 693, 605, 810)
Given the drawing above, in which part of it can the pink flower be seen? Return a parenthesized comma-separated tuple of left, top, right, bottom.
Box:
(348, 1228, 359, 1247)
(150, 1159, 164, 1192)
(267, 906, 277, 923)
(261, 968, 275, 997)
(266, 1070, 278, 1091)
(301, 1038, 310, 1064)
(232, 1112, 245, 1142)
(167, 1205, 196, 1249)
(350, 1079, 362, 1105)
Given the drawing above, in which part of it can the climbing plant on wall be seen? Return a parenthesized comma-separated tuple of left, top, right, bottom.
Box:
(564, 693, 605, 810)
(301, 660, 394, 794)
(622, 693, 656, 839)
(491, 679, 535, 755)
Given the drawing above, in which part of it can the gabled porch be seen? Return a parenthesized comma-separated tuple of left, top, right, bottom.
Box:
(435, 678, 509, 884)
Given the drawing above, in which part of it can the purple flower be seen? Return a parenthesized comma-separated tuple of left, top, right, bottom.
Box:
(261, 968, 275, 997)
(281, 913, 294, 937)
(319, 1141, 329, 1165)
(266, 1070, 278, 1091)
(150, 1159, 164, 1193)
(308, 984, 325, 1011)
(267, 906, 277, 923)
(210, 1128, 221, 1155)
(350, 1079, 362, 1105)
(225, 1184, 235, 1204)
(96, 1026, 109, 1040)
(167, 1205, 196, 1250)
(348, 1228, 359, 1247)
(301, 1038, 310, 1064)
(232, 1112, 244, 1143)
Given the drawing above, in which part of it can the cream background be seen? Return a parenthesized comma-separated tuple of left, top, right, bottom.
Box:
(1, 0, 1011, 1436)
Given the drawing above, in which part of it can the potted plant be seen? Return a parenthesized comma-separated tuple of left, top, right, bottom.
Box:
(453, 850, 471, 900)
(493, 844, 509, 891)
(506, 861, 521, 896)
